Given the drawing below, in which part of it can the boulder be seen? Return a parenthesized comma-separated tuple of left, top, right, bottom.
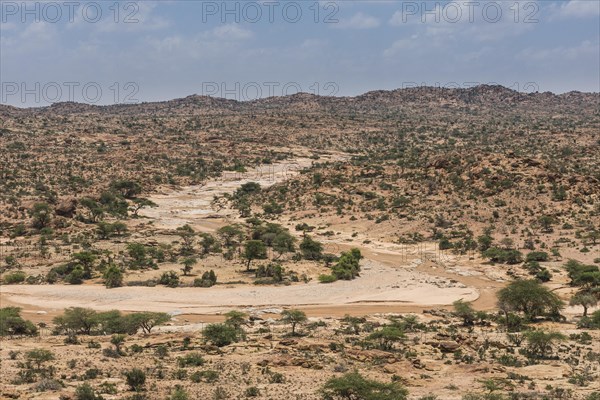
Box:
(55, 198, 77, 217)
(438, 341, 461, 353)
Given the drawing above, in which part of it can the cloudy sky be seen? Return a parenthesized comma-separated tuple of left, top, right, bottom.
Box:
(1, 0, 599, 106)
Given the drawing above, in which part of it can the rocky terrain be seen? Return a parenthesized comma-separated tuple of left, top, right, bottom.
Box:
(0, 85, 599, 399)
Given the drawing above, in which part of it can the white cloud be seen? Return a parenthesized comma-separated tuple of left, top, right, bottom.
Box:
(550, 1, 600, 19)
(383, 35, 419, 57)
(20, 21, 58, 42)
(519, 40, 599, 61)
(336, 12, 380, 29)
(389, 1, 538, 43)
(212, 24, 253, 41)
(69, 1, 169, 33)
(301, 39, 328, 49)
(149, 36, 183, 53)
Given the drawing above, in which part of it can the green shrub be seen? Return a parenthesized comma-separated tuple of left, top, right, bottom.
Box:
(65, 266, 85, 284)
(177, 352, 205, 367)
(103, 265, 124, 288)
(158, 271, 180, 288)
(169, 386, 189, 400)
(75, 383, 104, 400)
(320, 371, 408, 400)
(483, 247, 523, 264)
(331, 249, 362, 280)
(3, 271, 26, 284)
(124, 368, 146, 391)
(578, 310, 600, 329)
(0, 307, 38, 336)
(203, 323, 238, 347)
(319, 274, 337, 283)
(526, 252, 549, 262)
(193, 270, 217, 287)
(190, 370, 219, 383)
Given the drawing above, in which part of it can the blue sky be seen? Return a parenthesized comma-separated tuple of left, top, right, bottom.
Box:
(1, 0, 599, 106)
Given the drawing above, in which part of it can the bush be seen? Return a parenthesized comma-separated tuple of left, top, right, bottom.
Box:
(453, 299, 475, 326)
(331, 249, 362, 280)
(169, 386, 189, 400)
(124, 368, 146, 391)
(565, 260, 600, 288)
(83, 368, 101, 380)
(103, 265, 124, 288)
(193, 270, 217, 287)
(523, 330, 566, 358)
(320, 371, 408, 400)
(96, 310, 132, 334)
(269, 372, 285, 383)
(2, 271, 26, 284)
(255, 263, 283, 282)
(75, 383, 104, 400)
(526, 252, 548, 262)
(158, 271, 180, 288)
(0, 307, 38, 336)
(65, 266, 85, 284)
(155, 345, 169, 359)
(26, 348, 54, 370)
(190, 370, 219, 383)
(535, 268, 552, 282)
(578, 310, 600, 329)
(177, 352, 205, 367)
(319, 274, 337, 283)
(203, 323, 238, 347)
(366, 326, 406, 351)
(483, 247, 523, 264)
(299, 236, 323, 260)
(439, 238, 453, 250)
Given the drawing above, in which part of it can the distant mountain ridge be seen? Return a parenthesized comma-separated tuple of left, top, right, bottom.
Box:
(0, 85, 598, 117)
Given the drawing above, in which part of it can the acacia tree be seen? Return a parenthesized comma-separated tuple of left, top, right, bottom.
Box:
(281, 309, 307, 336)
(111, 334, 126, 354)
(26, 348, 54, 372)
(224, 310, 247, 331)
(299, 235, 323, 260)
(79, 197, 104, 223)
(524, 330, 566, 359)
(176, 224, 196, 256)
(30, 202, 52, 229)
(453, 299, 475, 326)
(199, 233, 219, 257)
(272, 231, 296, 260)
(181, 257, 197, 276)
(127, 312, 170, 334)
(218, 225, 244, 247)
(111, 179, 142, 199)
(242, 240, 267, 271)
(130, 198, 157, 217)
(570, 293, 597, 317)
(496, 279, 564, 321)
(53, 307, 98, 335)
(366, 326, 405, 351)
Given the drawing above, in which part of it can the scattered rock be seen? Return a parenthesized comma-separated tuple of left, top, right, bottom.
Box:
(55, 198, 77, 217)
